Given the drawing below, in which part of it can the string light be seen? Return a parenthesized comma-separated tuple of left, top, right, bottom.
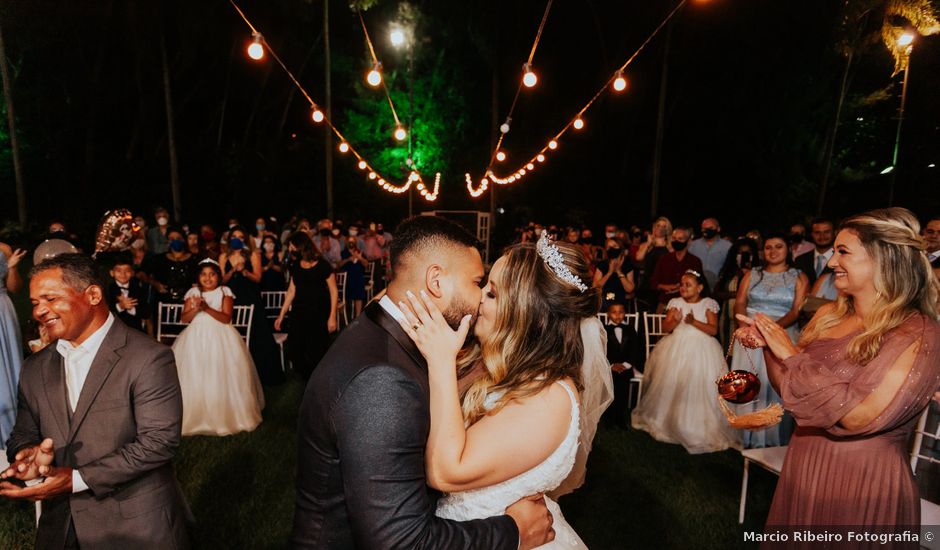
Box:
(526, 163, 535, 170)
(338, 142, 350, 153)
(247, 33, 264, 60)
(311, 107, 325, 123)
(390, 28, 406, 47)
(522, 63, 538, 88)
(573, 117, 584, 130)
(366, 62, 383, 87)
(496, 151, 507, 162)
(537, 154, 546, 162)
(394, 126, 407, 141)
(358, 160, 368, 170)
(368, 172, 377, 180)
(613, 70, 627, 92)
(548, 140, 558, 150)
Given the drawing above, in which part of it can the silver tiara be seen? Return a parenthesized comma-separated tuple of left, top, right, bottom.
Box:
(537, 230, 588, 292)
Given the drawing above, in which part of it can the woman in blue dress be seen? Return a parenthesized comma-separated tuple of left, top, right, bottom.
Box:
(732, 234, 808, 448)
(0, 242, 25, 448)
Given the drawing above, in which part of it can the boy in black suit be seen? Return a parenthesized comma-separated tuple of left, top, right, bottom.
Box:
(108, 254, 153, 335)
(603, 301, 643, 428)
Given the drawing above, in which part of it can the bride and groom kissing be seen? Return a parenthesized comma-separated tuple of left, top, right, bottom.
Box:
(291, 215, 613, 549)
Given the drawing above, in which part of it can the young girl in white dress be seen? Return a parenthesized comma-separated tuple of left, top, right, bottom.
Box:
(173, 259, 265, 436)
(631, 270, 740, 454)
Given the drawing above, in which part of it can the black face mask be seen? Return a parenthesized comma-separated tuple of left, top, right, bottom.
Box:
(702, 229, 718, 239)
(672, 240, 687, 251)
(787, 234, 804, 245)
(607, 247, 623, 260)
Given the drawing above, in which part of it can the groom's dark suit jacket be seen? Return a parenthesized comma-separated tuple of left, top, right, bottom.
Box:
(291, 301, 518, 549)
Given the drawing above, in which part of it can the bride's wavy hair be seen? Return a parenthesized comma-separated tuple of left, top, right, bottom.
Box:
(799, 207, 938, 365)
(457, 241, 601, 425)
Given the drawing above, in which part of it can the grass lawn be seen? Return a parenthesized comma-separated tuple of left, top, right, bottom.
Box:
(1, 378, 777, 549)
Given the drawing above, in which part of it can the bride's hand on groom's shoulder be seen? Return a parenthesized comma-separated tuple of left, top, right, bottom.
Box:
(396, 289, 471, 368)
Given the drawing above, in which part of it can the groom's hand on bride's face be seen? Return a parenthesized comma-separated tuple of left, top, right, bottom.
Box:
(506, 493, 555, 550)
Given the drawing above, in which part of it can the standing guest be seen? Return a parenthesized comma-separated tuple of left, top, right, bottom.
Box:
(626, 226, 644, 263)
(745, 208, 940, 532)
(134, 215, 148, 239)
(199, 224, 221, 261)
(260, 234, 286, 292)
(603, 301, 643, 429)
(649, 227, 703, 311)
(0, 254, 189, 548)
(220, 226, 283, 384)
(0, 242, 25, 447)
(688, 217, 732, 291)
(147, 207, 172, 255)
(313, 228, 343, 269)
(923, 216, 940, 270)
(794, 217, 835, 287)
(634, 217, 673, 265)
(593, 238, 635, 311)
(141, 228, 198, 305)
(732, 233, 808, 448)
(275, 232, 338, 380)
(129, 236, 148, 275)
(251, 217, 269, 250)
(185, 232, 202, 259)
(339, 236, 368, 317)
(173, 260, 264, 436)
(107, 255, 152, 335)
(362, 222, 386, 263)
(787, 223, 815, 259)
(714, 238, 759, 346)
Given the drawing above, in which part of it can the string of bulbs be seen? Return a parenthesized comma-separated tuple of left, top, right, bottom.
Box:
(466, 0, 689, 197)
(231, 0, 439, 201)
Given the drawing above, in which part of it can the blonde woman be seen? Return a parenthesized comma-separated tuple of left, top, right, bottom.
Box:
(742, 207, 940, 529)
(397, 233, 613, 549)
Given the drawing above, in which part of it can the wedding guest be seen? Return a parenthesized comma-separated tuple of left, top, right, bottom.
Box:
(649, 227, 703, 311)
(715, 238, 759, 346)
(787, 223, 815, 258)
(688, 217, 732, 291)
(313, 228, 343, 269)
(593, 238, 635, 311)
(129, 236, 148, 275)
(185, 232, 202, 258)
(749, 207, 940, 531)
(174, 259, 264, 436)
(732, 233, 807, 448)
(0, 241, 25, 447)
(107, 254, 152, 335)
(793, 217, 835, 287)
(275, 232, 338, 380)
(199, 224, 221, 261)
(251, 217, 269, 249)
(260, 234, 286, 292)
(147, 207, 172, 255)
(603, 301, 643, 429)
(922, 215, 939, 269)
(338, 236, 368, 317)
(141, 227, 198, 305)
(632, 270, 740, 453)
(635, 217, 673, 309)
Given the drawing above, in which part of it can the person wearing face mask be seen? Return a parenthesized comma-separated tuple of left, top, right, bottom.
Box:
(714, 238, 759, 346)
(338, 237, 368, 317)
(593, 238, 636, 311)
(252, 217, 269, 250)
(260, 235, 286, 292)
(139, 227, 198, 306)
(787, 223, 815, 259)
(649, 227, 703, 312)
(688, 218, 732, 291)
(313, 227, 343, 269)
(146, 207, 172, 255)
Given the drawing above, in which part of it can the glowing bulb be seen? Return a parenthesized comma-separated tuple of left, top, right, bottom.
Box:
(573, 118, 585, 130)
(366, 62, 383, 87)
(522, 64, 537, 88)
(526, 163, 535, 170)
(537, 154, 545, 162)
(613, 71, 627, 92)
(390, 29, 406, 47)
(548, 140, 558, 150)
(394, 126, 407, 141)
(247, 34, 264, 61)
(496, 151, 506, 162)
(358, 160, 367, 170)
(338, 142, 349, 153)
(311, 108, 324, 123)
(378, 179, 385, 185)
(500, 123, 510, 134)
(368, 172, 377, 180)
(898, 33, 915, 47)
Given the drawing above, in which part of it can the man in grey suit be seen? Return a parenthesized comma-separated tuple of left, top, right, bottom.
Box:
(0, 254, 188, 549)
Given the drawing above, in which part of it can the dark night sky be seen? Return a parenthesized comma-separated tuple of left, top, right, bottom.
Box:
(0, 0, 938, 241)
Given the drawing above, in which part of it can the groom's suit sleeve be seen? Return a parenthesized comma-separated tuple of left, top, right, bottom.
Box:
(334, 365, 519, 550)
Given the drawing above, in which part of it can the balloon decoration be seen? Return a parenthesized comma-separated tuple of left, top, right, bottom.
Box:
(93, 209, 138, 256)
(33, 239, 79, 265)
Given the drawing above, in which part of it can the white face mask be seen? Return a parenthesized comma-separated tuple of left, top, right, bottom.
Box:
(605, 231, 616, 239)
(263, 243, 275, 252)
(157, 217, 169, 226)
(331, 229, 340, 236)
(348, 228, 359, 237)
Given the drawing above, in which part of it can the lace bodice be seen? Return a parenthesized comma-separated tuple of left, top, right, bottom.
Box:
(184, 286, 234, 315)
(435, 381, 581, 521)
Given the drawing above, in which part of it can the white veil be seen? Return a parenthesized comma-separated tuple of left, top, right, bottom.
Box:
(550, 316, 614, 498)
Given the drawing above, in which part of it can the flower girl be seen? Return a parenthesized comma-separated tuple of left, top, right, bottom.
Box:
(631, 270, 739, 453)
(173, 259, 265, 436)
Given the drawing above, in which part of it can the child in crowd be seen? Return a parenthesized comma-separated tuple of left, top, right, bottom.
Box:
(602, 301, 643, 428)
(108, 254, 153, 335)
(172, 259, 264, 436)
(631, 270, 740, 454)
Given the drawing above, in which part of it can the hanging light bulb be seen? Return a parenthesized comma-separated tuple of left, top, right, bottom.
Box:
(366, 62, 383, 87)
(338, 142, 350, 153)
(613, 70, 627, 92)
(897, 32, 915, 47)
(548, 140, 558, 150)
(522, 63, 538, 88)
(537, 154, 546, 163)
(247, 33, 265, 61)
(394, 126, 407, 141)
(368, 172, 378, 180)
(526, 163, 535, 170)
(496, 151, 507, 162)
(358, 160, 368, 170)
(311, 107, 324, 123)
(573, 117, 585, 130)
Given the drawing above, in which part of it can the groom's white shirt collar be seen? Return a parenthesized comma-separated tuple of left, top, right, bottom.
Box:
(378, 295, 408, 324)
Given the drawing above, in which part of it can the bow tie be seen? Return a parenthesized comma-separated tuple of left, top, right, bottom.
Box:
(609, 323, 626, 328)
(116, 284, 130, 291)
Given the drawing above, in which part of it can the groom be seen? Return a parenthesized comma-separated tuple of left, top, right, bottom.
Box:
(292, 216, 554, 549)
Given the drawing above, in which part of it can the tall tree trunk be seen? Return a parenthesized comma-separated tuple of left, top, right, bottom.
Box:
(217, 40, 235, 151)
(161, 32, 182, 222)
(0, 20, 26, 226)
(324, 0, 334, 219)
(816, 49, 853, 216)
(650, 18, 673, 220)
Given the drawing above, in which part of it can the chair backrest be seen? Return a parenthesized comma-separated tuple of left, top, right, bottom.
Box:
(232, 304, 254, 345)
(335, 272, 347, 302)
(643, 312, 668, 360)
(365, 261, 376, 282)
(911, 402, 939, 476)
(597, 312, 640, 332)
(156, 303, 186, 344)
(596, 312, 607, 325)
(261, 290, 286, 320)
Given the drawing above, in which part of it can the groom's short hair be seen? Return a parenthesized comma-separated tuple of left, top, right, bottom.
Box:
(30, 253, 104, 292)
(389, 216, 480, 277)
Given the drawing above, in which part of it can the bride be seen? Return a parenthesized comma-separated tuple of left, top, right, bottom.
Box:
(396, 232, 613, 548)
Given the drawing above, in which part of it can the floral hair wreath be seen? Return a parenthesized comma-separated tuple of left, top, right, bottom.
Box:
(537, 230, 588, 292)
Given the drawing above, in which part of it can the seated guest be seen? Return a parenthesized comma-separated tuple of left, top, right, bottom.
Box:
(788, 223, 815, 258)
(649, 227, 703, 312)
(260, 234, 286, 292)
(603, 301, 642, 429)
(108, 254, 153, 335)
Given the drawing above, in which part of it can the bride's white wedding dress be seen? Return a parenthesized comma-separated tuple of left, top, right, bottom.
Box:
(435, 381, 587, 548)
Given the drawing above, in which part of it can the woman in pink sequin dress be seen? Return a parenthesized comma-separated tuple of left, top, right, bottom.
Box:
(743, 208, 940, 533)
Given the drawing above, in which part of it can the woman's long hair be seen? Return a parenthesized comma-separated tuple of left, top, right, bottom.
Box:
(750, 232, 795, 289)
(799, 208, 938, 365)
(287, 231, 321, 262)
(458, 241, 601, 425)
